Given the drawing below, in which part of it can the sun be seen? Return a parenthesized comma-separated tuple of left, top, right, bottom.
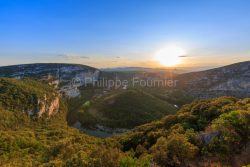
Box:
(154, 45, 186, 67)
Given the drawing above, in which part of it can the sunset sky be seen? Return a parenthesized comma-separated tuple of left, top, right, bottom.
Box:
(0, 0, 250, 68)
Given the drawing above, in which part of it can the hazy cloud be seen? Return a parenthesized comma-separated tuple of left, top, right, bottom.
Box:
(57, 54, 89, 59)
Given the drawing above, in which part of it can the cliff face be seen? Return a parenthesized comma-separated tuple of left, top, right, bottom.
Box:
(0, 78, 60, 118)
(0, 63, 100, 99)
(37, 95, 59, 117)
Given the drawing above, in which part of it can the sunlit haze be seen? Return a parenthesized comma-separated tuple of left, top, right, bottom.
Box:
(154, 46, 186, 67)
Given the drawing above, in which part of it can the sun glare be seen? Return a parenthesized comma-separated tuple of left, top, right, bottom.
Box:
(155, 46, 186, 67)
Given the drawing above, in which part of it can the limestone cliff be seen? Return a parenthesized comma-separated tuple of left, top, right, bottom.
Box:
(37, 94, 59, 117)
(0, 78, 60, 118)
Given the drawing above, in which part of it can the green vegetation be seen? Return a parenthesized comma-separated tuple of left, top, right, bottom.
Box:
(1, 78, 250, 166)
(67, 71, 191, 130)
(0, 78, 56, 113)
(140, 87, 193, 106)
(0, 103, 151, 166)
(75, 89, 177, 128)
(0, 78, 149, 166)
(117, 96, 250, 166)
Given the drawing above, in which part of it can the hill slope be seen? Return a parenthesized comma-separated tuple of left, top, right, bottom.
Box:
(0, 63, 99, 94)
(0, 63, 97, 78)
(116, 96, 250, 166)
(0, 78, 103, 166)
(1, 78, 250, 166)
(177, 61, 250, 98)
(0, 78, 60, 117)
(75, 89, 177, 129)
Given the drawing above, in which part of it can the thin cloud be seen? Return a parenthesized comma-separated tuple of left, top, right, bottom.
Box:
(57, 54, 89, 59)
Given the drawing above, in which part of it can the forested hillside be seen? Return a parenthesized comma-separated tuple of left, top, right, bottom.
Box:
(117, 96, 250, 166)
(0, 78, 250, 166)
(0, 78, 148, 166)
(73, 89, 177, 129)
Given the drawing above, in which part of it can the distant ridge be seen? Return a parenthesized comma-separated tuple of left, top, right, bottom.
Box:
(177, 61, 250, 98)
(0, 63, 97, 70)
(101, 66, 217, 73)
(0, 63, 98, 78)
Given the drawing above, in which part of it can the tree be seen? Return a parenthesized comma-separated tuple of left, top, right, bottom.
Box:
(150, 133, 199, 166)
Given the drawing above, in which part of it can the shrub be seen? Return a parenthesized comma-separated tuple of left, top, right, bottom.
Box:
(150, 133, 199, 166)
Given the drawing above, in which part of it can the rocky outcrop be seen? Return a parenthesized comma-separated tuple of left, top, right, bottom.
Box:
(200, 131, 220, 145)
(37, 94, 59, 117)
(0, 78, 60, 118)
(48, 97, 59, 116)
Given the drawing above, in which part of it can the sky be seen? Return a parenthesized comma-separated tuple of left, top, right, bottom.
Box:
(0, 0, 250, 68)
